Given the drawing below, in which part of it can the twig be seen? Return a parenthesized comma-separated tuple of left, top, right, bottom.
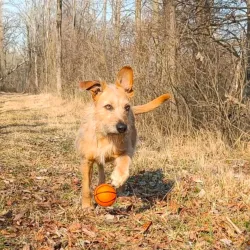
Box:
(225, 94, 247, 109)
(226, 216, 242, 234)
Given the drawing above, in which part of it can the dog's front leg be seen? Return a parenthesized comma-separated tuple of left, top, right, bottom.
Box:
(111, 155, 131, 188)
(81, 159, 93, 208)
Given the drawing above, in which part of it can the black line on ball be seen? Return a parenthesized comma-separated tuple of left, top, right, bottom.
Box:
(94, 191, 117, 196)
(95, 195, 116, 204)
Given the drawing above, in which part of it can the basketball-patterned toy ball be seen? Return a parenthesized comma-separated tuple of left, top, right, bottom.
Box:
(94, 184, 117, 207)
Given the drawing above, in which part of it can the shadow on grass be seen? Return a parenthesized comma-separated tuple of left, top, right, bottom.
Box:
(110, 169, 175, 214)
(0, 123, 47, 130)
(126, 169, 174, 199)
(0, 109, 33, 114)
(0, 123, 49, 135)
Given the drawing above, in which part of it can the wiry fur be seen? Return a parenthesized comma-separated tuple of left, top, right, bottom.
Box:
(76, 66, 170, 208)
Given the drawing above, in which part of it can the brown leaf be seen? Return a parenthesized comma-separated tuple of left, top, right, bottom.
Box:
(0, 230, 17, 238)
(37, 202, 51, 208)
(0, 229, 9, 235)
(189, 231, 197, 241)
(14, 212, 25, 221)
(22, 244, 31, 250)
(134, 214, 143, 220)
(142, 221, 152, 233)
(72, 177, 80, 185)
(82, 227, 96, 238)
(168, 200, 180, 214)
(35, 229, 45, 242)
(6, 200, 13, 206)
(67, 233, 73, 247)
(68, 222, 82, 233)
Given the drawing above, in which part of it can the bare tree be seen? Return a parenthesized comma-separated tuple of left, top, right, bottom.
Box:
(72, 0, 76, 31)
(103, 0, 107, 49)
(0, 0, 4, 87)
(56, 0, 62, 96)
(42, 0, 51, 90)
(114, 0, 121, 50)
(246, 0, 250, 98)
(135, 0, 142, 47)
(32, 0, 39, 91)
(0, 0, 248, 141)
(163, 0, 177, 87)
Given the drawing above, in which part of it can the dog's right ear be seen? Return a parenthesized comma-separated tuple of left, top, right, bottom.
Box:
(79, 80, 106, 100)
(116, 66, 134, 97)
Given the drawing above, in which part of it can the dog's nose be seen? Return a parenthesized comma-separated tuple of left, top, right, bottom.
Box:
(116, 122, 127, 133)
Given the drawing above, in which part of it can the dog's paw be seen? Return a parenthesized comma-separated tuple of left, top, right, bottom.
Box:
(82, 203, 93, 209)
(111, 170, 129, 188)
(81, 197, 93, 209)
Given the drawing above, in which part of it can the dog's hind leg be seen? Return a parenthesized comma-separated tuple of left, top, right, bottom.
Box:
(81, 159, 93, 208)
(98, 164, 106, 185)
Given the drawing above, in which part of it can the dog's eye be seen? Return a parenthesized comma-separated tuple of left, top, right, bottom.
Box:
(104, 104, 113, 110)
(125, 105, 130, 111)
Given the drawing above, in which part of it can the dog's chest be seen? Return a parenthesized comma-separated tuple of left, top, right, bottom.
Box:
(95, 137, 125, 164)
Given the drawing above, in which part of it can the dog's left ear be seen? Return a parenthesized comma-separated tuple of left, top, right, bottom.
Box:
(116, 66, 134, 97)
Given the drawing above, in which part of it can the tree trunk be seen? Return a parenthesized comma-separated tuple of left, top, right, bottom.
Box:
(103, 0, 107, 47)
(152, 0, 159, 25)
(195, 0, 212, 55)
(26, 25, 32, 92)
(0, 0, 4, 88)
(163, 0, 177, 87)
(135, 0, 142, 69)
(114, 0, 121, 50)
(56, 0, 62, 96)
(196, 0, 212, 37)
(135, 0, 141, 48)
(152, 0, 161, 77)
(72, 0, 76, 30)
(245, 0, 250, 98)
(72, 0, 77, 57)
(43, 0, 51, 91)
(33, 4, 39, 92)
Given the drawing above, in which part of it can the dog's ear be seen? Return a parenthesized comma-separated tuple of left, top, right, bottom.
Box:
(79, 80, 106, 100)
(115, 66, 134, 97)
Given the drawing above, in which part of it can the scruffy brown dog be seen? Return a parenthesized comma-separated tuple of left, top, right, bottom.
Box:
(76, 66, 170, 208)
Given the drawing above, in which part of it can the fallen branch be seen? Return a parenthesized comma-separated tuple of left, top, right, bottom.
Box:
(0, 60, 27, 82)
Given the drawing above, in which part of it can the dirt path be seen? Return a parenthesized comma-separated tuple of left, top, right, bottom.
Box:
(0, 93, 85, 249)
(0, 93, 250, 249)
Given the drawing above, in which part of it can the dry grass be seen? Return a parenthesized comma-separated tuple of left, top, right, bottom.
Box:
(0, 93, 250, 250)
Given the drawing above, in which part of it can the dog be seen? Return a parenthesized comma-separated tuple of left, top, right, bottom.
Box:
(76, 66, 170, 208)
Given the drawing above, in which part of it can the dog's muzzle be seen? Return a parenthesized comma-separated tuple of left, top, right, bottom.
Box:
(116, 122, 127, 133)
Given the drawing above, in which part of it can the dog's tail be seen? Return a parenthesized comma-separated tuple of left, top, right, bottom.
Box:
(132, 94, 171, 115)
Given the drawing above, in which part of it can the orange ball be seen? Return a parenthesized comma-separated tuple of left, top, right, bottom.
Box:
(94, 184, 117, 207)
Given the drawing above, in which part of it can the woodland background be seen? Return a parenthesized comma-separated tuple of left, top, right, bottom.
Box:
(1, 1, 250, 249)
(0, 0, 249, 143)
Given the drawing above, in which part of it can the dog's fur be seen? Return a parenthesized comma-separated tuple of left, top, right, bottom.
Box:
(76, 66, 170, 208)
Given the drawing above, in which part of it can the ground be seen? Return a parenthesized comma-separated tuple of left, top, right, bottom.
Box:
(0, 93, 250, 250)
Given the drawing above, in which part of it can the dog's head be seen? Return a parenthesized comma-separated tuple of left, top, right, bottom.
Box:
(79, 66, 134, 135)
